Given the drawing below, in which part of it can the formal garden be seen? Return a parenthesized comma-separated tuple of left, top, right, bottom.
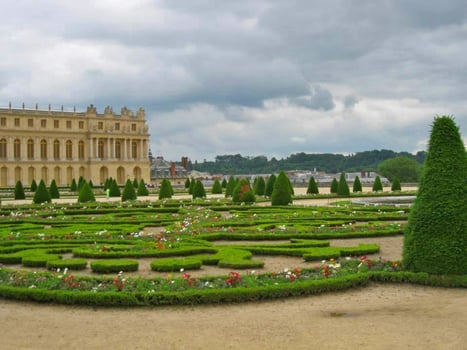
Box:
(0, 116, 465, 307)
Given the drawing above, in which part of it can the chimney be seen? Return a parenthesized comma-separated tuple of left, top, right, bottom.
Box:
(170, 162, 176, 178)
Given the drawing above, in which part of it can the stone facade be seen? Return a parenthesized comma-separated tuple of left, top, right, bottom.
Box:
(0, 103, 150, 187)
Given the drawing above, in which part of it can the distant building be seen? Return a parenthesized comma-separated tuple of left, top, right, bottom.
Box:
(151, 156, 188, 180)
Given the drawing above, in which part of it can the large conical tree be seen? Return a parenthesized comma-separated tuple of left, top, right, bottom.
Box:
(403, 116, 466, 275)
(77, 181, 96, 203)
(159, 179, 173, 200)
(264, 174, 276, 197)
(49, 179, 60, 199)
(271, 171, 293, 205)
(254, 176, 266, 196)
(337, 173, 350, 196)
(33, 180, 51, 204)
(330, 178, 338, 194)
(391, 177, 401, 192)
(192, 180, 206, 199)
(306, 177, 319, 195)
(70, 178, 77, 192)
(352, 176, 362, 193)
(372, 176, 383, 192)
(109, 179, 121, 197)
(14, 180, 26, 200)
(211, 179, 223, 194)
(221, 178, 227, 188)
(137, 179, 149, 196)
(133, 178, 139, 188)
(232, 178, 255, 204)
(121, 179, 137, 201)
(30, 179, 38, 192)
(225, 176, 236, 198)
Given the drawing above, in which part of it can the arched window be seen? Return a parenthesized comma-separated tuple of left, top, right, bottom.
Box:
(27, 139, 34, 159)
(54, 167, 61, 184)
(0, 139, 7, 159)
(53, 140, 60, 159)
(78, 141, 85, 160)
(40, 140, 48, 160)
(14, 139, 21, 159)
(66, 140, 73, 159)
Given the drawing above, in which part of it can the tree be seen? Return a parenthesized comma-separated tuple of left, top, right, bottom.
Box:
(121, 179, 137, 201)
(159, 179, 173, 200)
(49, 179, 60, 199)
(378, 156, 422, 183)
(89, 180, 94, 188)
(185, 178, 191, 189)
(391, 177, 401, 191)
(104, 177, 111, 190)
(403, 116, 467, 275)
(330, 178, 338, 194)
(14, 180, 26, 200)
(188, 178, 195, 195)
(77, 181, 96, 203)
(192, 180, 206, 199)
(70, 178, 77, 191)
(137, 179, 149, 196)
(78, 176, 85, 190)
(352, 176, 362, 193)
(264, 174, 276, 197)
(337, 173, 350, 196)
(30, 179, 38, 192)
(211, 179, 223, 194)
(271, 171, 293, 205)
(232, 178, 255, 204)
(133, 178, 139, 188)
(221, 178, 227, 188)
(33, 180, 51, 204)
(225, 176, 236, 197)
(372, 176, 383, 192)
(109, 179, 121, 197)
(254, 176, 266, 196)
(306, 177, 319, 195)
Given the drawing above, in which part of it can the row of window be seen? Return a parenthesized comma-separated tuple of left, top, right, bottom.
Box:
(0, 117, 137, 131)
(0, 139, 140, 160)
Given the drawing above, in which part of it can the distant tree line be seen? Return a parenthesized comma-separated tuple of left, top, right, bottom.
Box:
(190, 149, 426, 175)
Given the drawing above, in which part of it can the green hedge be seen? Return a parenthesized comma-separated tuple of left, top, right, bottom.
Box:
(46, 259, 88, 270)
(90, 260, 139, 273)
(22, 254, 62, 267)
(150, 257, 202, 272)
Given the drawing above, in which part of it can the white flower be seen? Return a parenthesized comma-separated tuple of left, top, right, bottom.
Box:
(180, 268, 184, 272)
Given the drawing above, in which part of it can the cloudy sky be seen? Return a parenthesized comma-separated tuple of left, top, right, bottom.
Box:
(1, 0, 466, 162)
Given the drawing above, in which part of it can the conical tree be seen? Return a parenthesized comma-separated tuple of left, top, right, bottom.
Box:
(89, 180, 94, 188)
(271, 171, 293, 205)
(159, 179, 173, 200)
(109, 179, 121, 197)
(14, 180, 26, 200)
(185, 178, 191, 189)
(403, 116, 466, 275)
(133, 178, 139, 188)
(137, 179, 149, 196)
(78, 176, 85, 190)
(121, 179, 137, 201)
(264, 174, 276, 197)
(192, 180, 206, 199)
(232, 178, 255, 204)
(391, 177, 401, 191)
(211, 179, 223, 194)
(49, 179, 60, 199)
(372, 176, 383, 192)
(330, 178, 339, 194)
(70, 178, 77, 191)
(30, 179, 38, 192)
(77, 181, 96, 203)
(188, 178, 195, 195)
(33, 180, 51, 204)
(306, 177, 319, 194)
(254, 176, 266, 196)
(221, 178, 227, 188)
(104, 177, 111, 191)
(353, 176, 362, 193)
(286, 175, 295, 195)
(225, 176, 236, 198)
(337, 173, 350, 196)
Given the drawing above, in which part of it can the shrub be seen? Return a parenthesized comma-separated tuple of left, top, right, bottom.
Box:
(78, 176, 85, 190)
(109, 179, 121, 197)
(46, 259, 87, 270)
(22, 254, 62, 267)
(306, 177, 319, 194)
(221, 178, 227, 188)
(90, 259, 139, 273)
(89, 180, 94, 188)
(185, 178, 191, 189)
(33, 180, 51, 204)
(133, 178, 139, 188)
(271, 171, 293, 205)
(78, 181, 96, 203)
(70, 178, 77, 191)
(330, 178, 338, 194)
(137, 179, 149, 196)
(192, 180, 206, 199)
(264, 174, 276, 197)
(225, 176, 236, 197)
(49, 179, 60, 199)
(150, 257, 202, 272)
(337, 173, 350, 196)
(14, 180, 26, 200)
(232, 179, 255, 204)
(353, 176, 362, 192)
(159, 179, 173, 200)
(211, 179, 223, 194)
(403, 116, 467, 275)
(188, 178, 195, 195)
(391, 178, 401, 191)
(254, 176, 266, 196)
(30, 179, 38, 192)
(372, 176, 383, 192)
(121, 179, 137, 201)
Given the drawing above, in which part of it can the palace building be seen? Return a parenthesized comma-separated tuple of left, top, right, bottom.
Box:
(0, 103, 150, 187)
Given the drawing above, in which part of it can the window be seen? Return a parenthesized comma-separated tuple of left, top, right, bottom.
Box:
(0, 139, 6, 158)
(14, 139, 21, 159)
(78, 141, 85, 160)
(40, 139, 47, 159)
(28, 119, 34, 127)
(66, 140, 72, 159)
(0, 118, 6, 126)
(115, 140, 122, 159)
(41, 119, 47, 128)
(53, 140, 60, 159)
(79, 121, 84, 129)
(14, 118, 20, 127)
(131, 123, 136, 131)
(27, 139, 34, 159)
(98, 122, 103, 130)
(98, 140, 104, 158)
(115, 123, 120, 131)
(131, 141, 137, 159)
(66, 120, 72, 129)
(54, 120, 59, 128)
